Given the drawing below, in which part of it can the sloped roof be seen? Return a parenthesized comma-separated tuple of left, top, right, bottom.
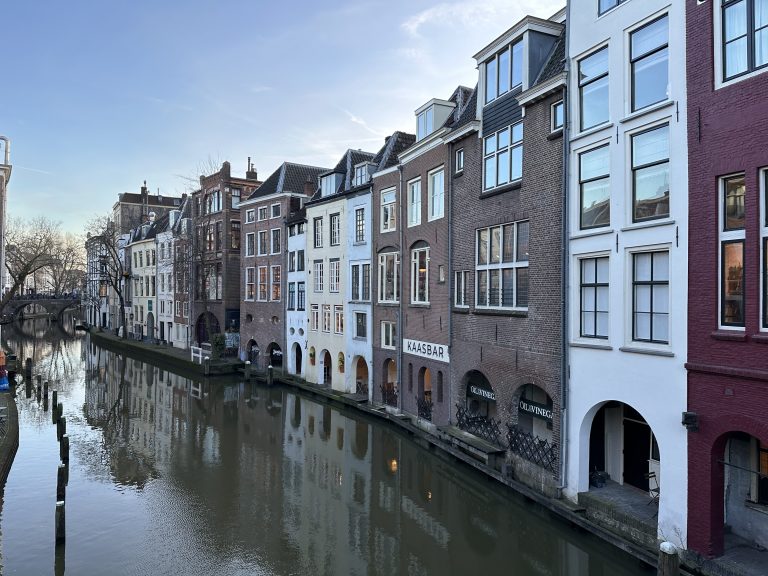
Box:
(309, 148, 376, 202)
(247, 162, 329, 200)
(534, 27, 566, 85)
(372, 131, 417, 171)
(446, 85, 478, 131)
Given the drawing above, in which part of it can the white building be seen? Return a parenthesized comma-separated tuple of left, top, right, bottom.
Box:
(286, 209, 308, 377)
(127, 215, 161, 340)
(565, 0, 688, 547)
(156, 212, 178, 344)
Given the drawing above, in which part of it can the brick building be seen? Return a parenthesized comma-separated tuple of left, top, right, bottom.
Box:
(190, 161, 260, 345)
(449, 13, 566, 494)
(239, 162, 326, 370)
(112, 182, 184, 235)
(685, 0, 768, 558)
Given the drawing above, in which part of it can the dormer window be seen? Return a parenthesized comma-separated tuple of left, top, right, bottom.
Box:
(417, 107, 434, 140)
(321, 175, 336, 197)
(354, 164, 370, 187)
(485, 40, 523, 104)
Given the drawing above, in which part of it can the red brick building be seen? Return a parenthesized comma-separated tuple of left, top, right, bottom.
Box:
(686, 0, 768, 557)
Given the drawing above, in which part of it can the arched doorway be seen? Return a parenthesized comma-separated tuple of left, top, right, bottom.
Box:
(507, 384, 557, 473)
(246, 339, 259, 364)
(321, 350, 332, 386)
(292, 343, 303, 375)
(267, 342, 283, 369)
(462, 370, 497, 418)
(355, 357, 369, 396)
(382, 358, 397, 406)
(417, 367, 433, 421)
(146, 312, 155, 341)
(195, 312, 220, 345)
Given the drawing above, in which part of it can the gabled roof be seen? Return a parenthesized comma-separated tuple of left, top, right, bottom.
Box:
(372, 131, 417, 171)
(247, 162, 329, 201)
(128, 211, 170, 244)
(309, 148, 376, 202)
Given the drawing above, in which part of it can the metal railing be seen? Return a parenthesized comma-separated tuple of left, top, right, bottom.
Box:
(455, 405, 503, 446)
(506, 424, 558, 474)
(379, 384, 397, 407)
(416, 396, 433, 421)
(355, 380, 369, 397)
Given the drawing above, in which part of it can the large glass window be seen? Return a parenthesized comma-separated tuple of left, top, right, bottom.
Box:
(632, 124, 670, 222)
(484, 123, 523, 191)
(408, 179, 421, 226)
(258, 231, 268, 256)
(355, 312, 367, 339)
(580, 145, 611, 229)
(631, 16, 669, 111)
(245, 267, 255, 301)
(476, 221, 529, 309)
(297, 282, 306, 311)
(334, 305, 344, 334)
(484, 40, 523, 104)
(411, 246, 430, 304)
(379, 252, 400, 303)
(258, 266, 268, 301)
(329, 259, 340, 293)
(632, 251, 669, 343)
(381, 188, 396, 232)
(580, 257, 609, 338)
(599, 0, 627, 15)
(355, 208, 365, 243)
(381, 321, 396, 349)
(271, 228, 281, 254)
(314, 217, 323, 248)
(314, 261, 324, 292)
(428, 168, 445, 220)
(330, 214, 340, 246)
(246, 233, 255, 257)
(351, 263, 371, 301)
(579, 47, 609, 130)
(311, 304, 319, 331)
(271, 265, 281, 301)
(721, 174, 746, 327)
(417, 107, 434, 141)
(322, 305, 331, 332)
(722, 0, 768, 80)
(287, 283, 295, 310)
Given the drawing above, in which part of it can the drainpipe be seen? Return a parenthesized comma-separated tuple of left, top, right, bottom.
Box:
(559, 12, 572, 493)
(397, 164, 404, 412)
(447, 139, 454, 424)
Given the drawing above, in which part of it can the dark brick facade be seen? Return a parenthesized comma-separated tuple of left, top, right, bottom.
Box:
(686, 0, 768, 557)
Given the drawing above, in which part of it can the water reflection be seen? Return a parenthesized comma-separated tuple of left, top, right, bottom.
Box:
(2, 336, 651, 576)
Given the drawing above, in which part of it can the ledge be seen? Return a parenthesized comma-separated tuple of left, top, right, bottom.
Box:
(711, 330, 747, 342)
(452, 307, 470, 314)
(620, 219, 676, 233)
(685, 361, 768, 382)
(619, 100, 675, 125)
(570, 228, 614, 241)
(751, 333, 768, 344)
(473, 308, 528, 318)
(479, 180, 522, 200)
(570, 122, 614, 144)
(547, 129, 564, 141)
(619, 346, 674, 358)
(570, 341, 612, 351)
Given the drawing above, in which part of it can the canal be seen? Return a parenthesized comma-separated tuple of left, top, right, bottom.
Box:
(0, 324, 651, 575)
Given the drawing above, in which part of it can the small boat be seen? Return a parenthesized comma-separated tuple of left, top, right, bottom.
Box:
(75, 324, 89, 332)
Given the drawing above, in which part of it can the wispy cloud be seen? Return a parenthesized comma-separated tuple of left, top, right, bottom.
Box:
(339, 108, 387, 137)
(250, 85, 273, 94)
(16, 165, 53, 175)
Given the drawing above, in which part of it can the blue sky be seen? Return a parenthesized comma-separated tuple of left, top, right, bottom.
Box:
(1, 0, 561, 233)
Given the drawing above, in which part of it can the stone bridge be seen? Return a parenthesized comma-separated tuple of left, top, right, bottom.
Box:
(2, 297, 82, 321)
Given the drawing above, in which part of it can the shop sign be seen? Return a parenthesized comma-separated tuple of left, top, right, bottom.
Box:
(469, 385, 496, 402)
(403, 339, 449, 363)
(518, 399, 553, 422)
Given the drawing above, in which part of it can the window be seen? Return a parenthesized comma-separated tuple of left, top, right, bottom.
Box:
(323, 305, 332, 332)
(579, 47, 609, 130)
(330, 213, 340, 246)
(334, 305, 344, 334)
(351, 263, 371, 301)
(329, 259, 340, 293)
(721, 175, 746, 327)
(231, 188, 241, 209)
(476, 221, 529, 309)
(580, 145, 611, 229)
(580, 257, 609, 338)
(215, 221, 222, 251)
(311, 304, 319, 331)
(314, 261, 324, 292)
(354, 165, 368, 186)
(314, 217, 323, 248)
(763, 171, 768, 328)
(632, 251, 669, 343)
(271, 228, 281, 254)
(175, 301, 181, 317)
(484, 40, 523, 104)
(428, 168, 445, 221)
(289, 251, 296, 272)
(381, 188, 397, 232)
(258, 266, 268, 301)
(289, 225, 295, 237)
(321, 175, 336, 197)
(245, 209, 255, 223)
(245, 267, 255, 301)
(258, 231, 268, 255)
(631, 16, 669, 111)
(552, 101, 564, 131)
(246, 233, 255, 257)
(287, 283, 296, 310)
(271, 265, 281, 301)
(382, 321, 396, 349)
(484, 123, 523, 190)
(455, 270, 469, 307)
(231, 220, 241, 250)
(355, 313, 367, 339)
(271, 203, 281, 218)
(599, 0, 627, 15)
(355, 208, 365, 243)
(632, 124, 670, 222)
(417, 107, 433, 140)
(183, 302, 189, 318)
(258, 206, 268, 221)
(408, 179, 421, 226)
(378, 252, 400, 303)
(455, 148, 464, 173)
(722, 0, 768, 80)
(411, 246, 430, 304)
(297, 282, 306, 311)
(297, 250, 305, 272)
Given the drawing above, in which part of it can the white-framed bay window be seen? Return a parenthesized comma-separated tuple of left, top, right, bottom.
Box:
(484, 122, 523, 191)
(476, 221, 529, 309)
(411, 243, 430, 304)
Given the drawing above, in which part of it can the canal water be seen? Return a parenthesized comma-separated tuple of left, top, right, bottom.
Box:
(0, 323, 651, 575)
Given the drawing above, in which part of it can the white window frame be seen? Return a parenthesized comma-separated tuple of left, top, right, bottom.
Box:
(329, 259, 340, 293)
(483, 122, 523, 191)
(258, 231, 268, 256)
(271, 265, 281, 302)
(310, 304, 319, 331)
(245, 267, 255, 301)
(334, 305, 344, 334)
(354, 164, 368, 187)
(330, 213, 341, 246)
(408, 178, 422, 227)
(381, 321, 396, 350)
(322, 304, 332, 333)
(314, 217, 323, 248)
(314, 260, 324, 293)
(484, 39, 523, 105)
(475, 221, 529, 310)
(378, 252, 400, 303)
(355, 207, 365, 243)
(719, 173, 747, 330)
(271, 203, 281, 219)
(455, 148, 464, 174)
(428, 167, 445, 221)
(417, 107, 433, 140)
(245, 209, 255, 223)
(258, 206, 268, 221)
(411, 246, 430, 304)
(551, 100, 564, 132)
(271, 228, 281, 255)
(381, 187, 397, 233)
(454, 270, 469, 307)
(258, 265, 268, 301)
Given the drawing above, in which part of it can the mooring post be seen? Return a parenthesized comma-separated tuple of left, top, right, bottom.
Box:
(25, 358, 32, 377)
(59, 435, 69, 464)
(56, 464, 66, 501)
(57, 417, 66, 442)
(204, 357, 210, 376)
(36, 384, 41, 402)
(245, 361, 251, 380)
(52, 390, 58, 409)
(267, 365, 274, 387)
(57, 402, 63, 418)
(657, 542, 680, 576)
(36, 374, 41, 386)
(44, 381, 49, 397)
(55, 501, 65, 543)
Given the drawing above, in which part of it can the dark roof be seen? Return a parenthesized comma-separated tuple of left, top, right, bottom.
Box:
(247, 162, 329, 200)
(285, 206, 306, 226)
(534, 28, 566, 85)
(372, 131, 417, 171)
(116, 192, 183, 208)
(309, 148, 376, 202)
(128, 211, 170, 244)
(446, 85, 478, 131)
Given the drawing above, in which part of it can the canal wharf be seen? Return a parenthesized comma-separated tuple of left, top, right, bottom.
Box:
(75, 330, 754, 576)
(0, 393, 19, 488)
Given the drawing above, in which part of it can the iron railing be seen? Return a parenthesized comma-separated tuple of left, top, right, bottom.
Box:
(506, 424, 558, 474)
(416, 396, 433, 421)
(455, 405, 503, 446)
(356, 380, 369, 397)
(380, 384, 397, 407)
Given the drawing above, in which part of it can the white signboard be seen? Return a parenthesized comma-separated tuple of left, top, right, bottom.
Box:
(403, 338, 449, 363)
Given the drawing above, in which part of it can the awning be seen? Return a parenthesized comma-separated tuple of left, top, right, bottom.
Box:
(467, 378, 496, 402)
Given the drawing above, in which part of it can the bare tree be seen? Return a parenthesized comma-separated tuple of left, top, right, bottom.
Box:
(1, 216, 60, 312)
(49, 231, 85, 294)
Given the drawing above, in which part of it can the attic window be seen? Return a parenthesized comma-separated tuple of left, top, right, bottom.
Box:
(321, 175, 336, 197)
(485, 39, 523, 104)
(354, 165, 369, 187)
(417, 107, 434, 140)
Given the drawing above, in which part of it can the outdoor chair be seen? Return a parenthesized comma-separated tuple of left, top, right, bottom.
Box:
(645, 471, 660, 507)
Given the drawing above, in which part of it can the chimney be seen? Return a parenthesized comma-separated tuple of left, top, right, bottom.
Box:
(246, 157, 258, 180)
(304, 177, 314, 196)
(141, 180, 148, 197)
